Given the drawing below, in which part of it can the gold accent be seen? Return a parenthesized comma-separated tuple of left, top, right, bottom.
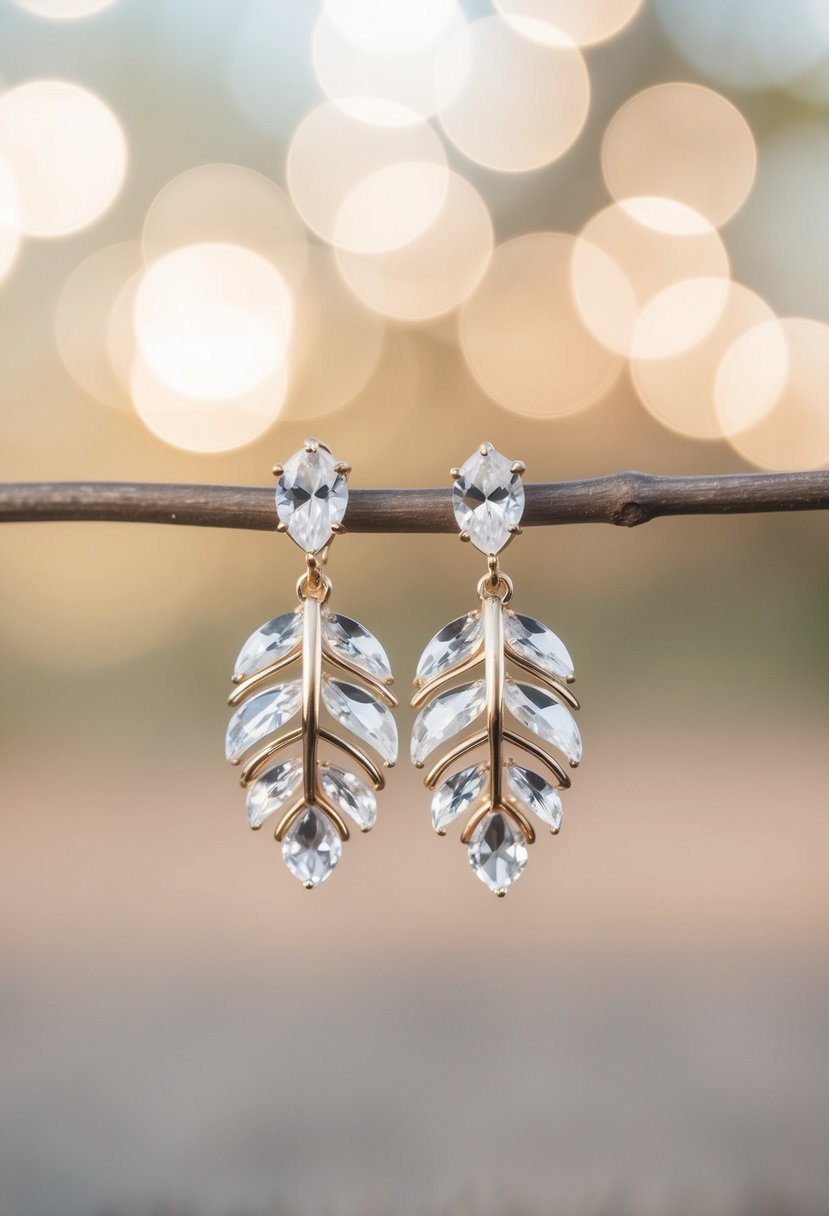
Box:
(301, 594, 321, 807)
(410, 643, 484, 708)
(423, 730, 487, 787)
(460, 798, 536, 845)
(502, 730, 571, 789)
(322, 645, 399, 708)
(228, 646, 303, 706)
(318, 728, 386, 789)
(272, 463, 284, 477)
(449, 466, 461, 480)
(483, 591, 505, 811)
(272, 794, 350, 843)
(510, 460, 525, 475)
(240, 727, 304, 786)
(502, 648, 580, 711)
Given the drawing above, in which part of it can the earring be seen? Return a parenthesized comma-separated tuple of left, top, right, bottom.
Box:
(410, 442, 582, 896)
(225, 439, 398, 889)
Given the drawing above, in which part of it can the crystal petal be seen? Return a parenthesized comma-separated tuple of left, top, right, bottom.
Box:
(410, 680, 485, 767)
(322, 610, 392, 682)
(320, 763, 377, 831)
(467, 811, 528, 895)
(224, 680, 302, 764)
(245, 757, 303, 829)
(504, 679, 582, 766)
(275, 443, 348, 554)
(321, 676, 398, 765)
(281, 806, 341, 887)
(452, 445, 524, 555)
(505, 611, 574, 682)
(431, 762, 488, 833)
(506, 763, 563, 833)
(233, 609, 303, 681)
(415, 611, 482, 685)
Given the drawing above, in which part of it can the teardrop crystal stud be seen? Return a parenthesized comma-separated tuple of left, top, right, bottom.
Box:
(281, 806, 342, 888)
(467, 811, 528, 896)
(452, 443, 524, 555)
(275, 440, 348, 554)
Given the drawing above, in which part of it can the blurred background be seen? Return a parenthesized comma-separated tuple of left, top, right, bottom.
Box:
(1, 0, 829, 1213)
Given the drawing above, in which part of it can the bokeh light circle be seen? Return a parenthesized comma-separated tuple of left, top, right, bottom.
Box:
(460, 232, 624, 418)
(716, 318, 829, 469)
(286, 101, 448, 251)
(143, 164, 308, 290)
(130, 357, 288, 454)
(435, 15, 589, 173)
(55, 241, 142, 410)
(602, 83, 756, 229)
(313, 7, 470, 126)
(133, 243, 293, 401)
(324, 0, 459, 54)
(8, 0, 118, 17)
(0, 80, 127, 237)
(280, 245, 384, 421)
(571, 198, 730, 358)
(335, 168, 493, 321)
(494, 0, 644, 47)
(631, 282, 777, 440)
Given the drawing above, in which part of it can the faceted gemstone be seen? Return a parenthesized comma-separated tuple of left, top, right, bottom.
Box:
(233, 609, 303, 681)
(281, 806, 341, 887)
(504, 679, 582, 766)
(275, 442, 348, 554)
(322, 610, 392, 682)
(505, 611, 574, 682)
(224, 679, 302, 764)
(467, 811, 528, 895)
(506, 763, 563, 833)
(415, 611, 482, 686)
(322, 676, 398, 765)
(431, 762, 487, 833)
(246, 757, 303, 829)
(410, 680, 486, 767)
(452, 444, 525, 555)
(320, 763, 377, 831)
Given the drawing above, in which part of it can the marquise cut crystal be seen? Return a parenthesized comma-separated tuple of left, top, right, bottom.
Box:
(467, 811, 528, 895)
(275, 442, 348, 554)
(415, 611, 482, 685)
(320, 763, 377, 831)
(504, 679, 582, 766)
(281, 806, 341, 887)
(410, 680, 486, 767)
(322, 676, 398, 765)
(246, 757, 303, 829)
(233, 610, 303, 681)
(322, 610, 392, 683)
(452, 444, 524, 555)
(505, 611, 574, 682)
(224, 680, 303, 764)
(506, 763, 563, 833)
(431, 762, 487, 833)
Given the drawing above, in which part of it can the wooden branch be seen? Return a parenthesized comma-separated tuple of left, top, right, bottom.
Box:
(0, 471, 828, 532)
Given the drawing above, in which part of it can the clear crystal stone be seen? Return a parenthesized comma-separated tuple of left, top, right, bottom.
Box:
(504, 679, 582, 766)
(410, 680, 486, 767)
(505, 611, 574, 682)
(452, 444, 525, 555)
(225, 679, 302, 764)
(246, 757, 303, 829)
(431, 762, 487, 833)
(320, 763, 377, 831)
(467, 811, 528, 895)
(322, 676, 398, 765)
(506, 763, 563, 833)
(281, 806, 341, 887)
(275, 442, 348, 554)
(233, 609, 303, 681)
(322, 610, 392, 682)
(415, 611, 482, 685)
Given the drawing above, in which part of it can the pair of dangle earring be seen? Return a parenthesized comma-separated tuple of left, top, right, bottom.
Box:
(224, 439, 582, 896)
(410, 442, 583, 896)
(224, 439, 398, 888)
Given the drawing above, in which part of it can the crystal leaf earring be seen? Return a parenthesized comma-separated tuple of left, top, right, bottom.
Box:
(225, 439, 398, 889)
(410, 442, 582, 897)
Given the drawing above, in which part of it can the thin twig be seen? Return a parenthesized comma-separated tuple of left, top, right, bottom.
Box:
(0, 472, 827, 532)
